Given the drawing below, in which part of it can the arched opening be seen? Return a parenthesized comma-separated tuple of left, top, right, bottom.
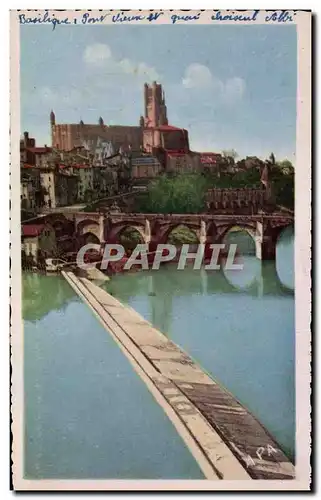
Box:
(77, 219, 100, 234)
(276, 225, 294, 290)
(221, 226, 257, 290)
(222, 226, 256, 256)
(118, 226, 144, 255)
(82, 232, 100, 246)
(166, 225, 199, 246)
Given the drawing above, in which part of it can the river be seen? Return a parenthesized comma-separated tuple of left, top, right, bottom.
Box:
(23, 227, 294, 478)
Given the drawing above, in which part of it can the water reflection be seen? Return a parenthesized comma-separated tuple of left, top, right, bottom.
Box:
(276, 226, 294, 289)
(23, 276, 204, 479)
(105, 230, 295, 460)
(106, 258, 294, 300)
(223, 259, 294, 297)
(22, 230, 295, 463)
(105, 261, 293, 342)
(23, 273, 76, 322)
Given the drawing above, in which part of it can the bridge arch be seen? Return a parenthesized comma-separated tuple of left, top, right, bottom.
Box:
(118, 226, 145, 253)
(166, 224, 200, 245)
(157, 223, 200, 245)
(220, 224, 257, 251)
(275, 223, 294, 244)
(81, 232, 101, 246)
(217, 223, 259, 260)
(76, 219, 101, 239)
(107, 221, 147, 246)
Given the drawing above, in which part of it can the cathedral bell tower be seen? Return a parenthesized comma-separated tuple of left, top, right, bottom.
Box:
(144, 81, 168, 128)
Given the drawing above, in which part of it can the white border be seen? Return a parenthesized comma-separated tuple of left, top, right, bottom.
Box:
(9, 8, 311, 492)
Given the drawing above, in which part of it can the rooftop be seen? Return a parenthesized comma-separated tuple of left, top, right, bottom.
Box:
(22, 224, 46, 237)
(26, 146, 52, 154)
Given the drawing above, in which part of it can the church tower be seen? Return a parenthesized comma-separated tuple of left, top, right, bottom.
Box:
(144, 81, 168, 128)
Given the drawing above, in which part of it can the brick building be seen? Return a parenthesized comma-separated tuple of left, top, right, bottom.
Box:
(50, 111, 143, 152)
(50, 81, 190, 157)
(21, 223, 57, 261)
(142, 82, 189, 154)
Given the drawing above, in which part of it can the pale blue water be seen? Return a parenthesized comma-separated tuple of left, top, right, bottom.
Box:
(23, 276, 204, 479)
(105, 228, 295, 460)
(23, 227, 294, 478)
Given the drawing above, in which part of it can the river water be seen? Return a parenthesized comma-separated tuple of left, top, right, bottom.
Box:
(23, 227, 294, 478)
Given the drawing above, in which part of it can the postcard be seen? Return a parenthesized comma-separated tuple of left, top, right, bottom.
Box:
(10, 9, 311, 491)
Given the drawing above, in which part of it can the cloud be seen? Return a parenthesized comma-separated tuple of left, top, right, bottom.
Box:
(182, 63, 246, 103)
(83, 43, 112, 67)
(83, 43, 160, 81)
(182, 63, 215, 89)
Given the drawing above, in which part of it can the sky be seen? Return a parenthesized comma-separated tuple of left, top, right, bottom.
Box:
(20, 24, 297, 162)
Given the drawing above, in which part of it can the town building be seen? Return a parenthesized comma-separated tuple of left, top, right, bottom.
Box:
(71, 165, 94, 203)
(21, 165, 42, 213)
(20, 81, 224, 215)
(20, 132, 36, 165)
(142, 82, 189, 154)
(21, 222, 57, 261)
(131, 154, 163, 182)
(198, 152, 222, 172)
(50, 81, 190, 158)
(50, 111, 143, 152)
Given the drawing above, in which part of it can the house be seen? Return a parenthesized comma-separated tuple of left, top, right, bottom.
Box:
(39, 168, 78, 208)
(21, 223, 57, 261)
(71, 165, 94, 202)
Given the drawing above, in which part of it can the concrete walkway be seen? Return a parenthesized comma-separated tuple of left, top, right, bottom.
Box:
(62, 271, 295, 481)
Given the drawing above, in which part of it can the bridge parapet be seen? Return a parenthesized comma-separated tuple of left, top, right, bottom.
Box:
(26, 210, 293, 260)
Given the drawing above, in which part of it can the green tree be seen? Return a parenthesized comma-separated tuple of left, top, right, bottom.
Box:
(232, 166, 262, 187)
(270, 159, 294, 209)
(119, 227, 143, 252)
(138, 174, 207, 214)
(222, 149, 239, 160)
(167, 225, 199, 245)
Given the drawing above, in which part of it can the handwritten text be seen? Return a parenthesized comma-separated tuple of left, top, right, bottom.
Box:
(112, 11, 164, 23)
(171, 13, 201, 24)
(19, 11, 71, 30)
(265, 11, 294, 23)
(211, 11, 259, 22)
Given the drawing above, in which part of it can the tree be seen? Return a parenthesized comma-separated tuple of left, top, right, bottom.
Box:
(269, 158, 294, 209)
(232, 166, 262, 187)
(222, 149, 239, 160)
(137, 174, 207, 214)
(277, 159, 295, 176)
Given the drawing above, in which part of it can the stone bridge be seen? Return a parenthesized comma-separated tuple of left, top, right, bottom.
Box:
(33, 211, 294, 261)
